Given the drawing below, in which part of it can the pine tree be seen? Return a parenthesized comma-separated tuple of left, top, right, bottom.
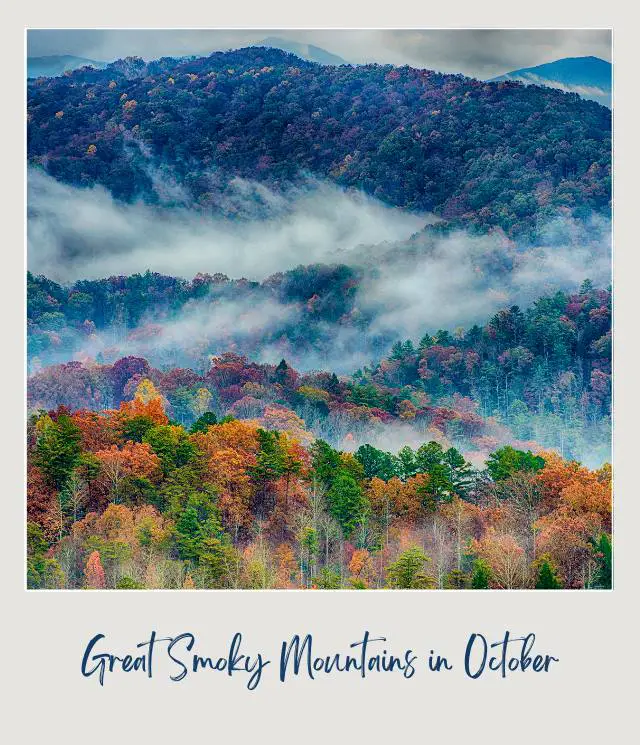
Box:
(274, 359, 289, 384)
(471, 559, 491, 589)
(311, 439, 342, 489)
(35, 413, 82, 489)
(198, 537, 239, 588)
(175, 506, 204, 561)
(386, 546, 436, 589)
(326, 469, 367, 538)
(190, 411, 218, 434)
(595, 533, 612, 588)
(443, 447, 474, 497)
(535, 558, 562, 589)
(445, 568, 469, 589)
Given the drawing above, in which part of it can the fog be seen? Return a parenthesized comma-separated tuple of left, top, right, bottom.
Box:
(28, 167, 611, 376)
(364, 221, 611, 338)
(27, 168, 429, 282)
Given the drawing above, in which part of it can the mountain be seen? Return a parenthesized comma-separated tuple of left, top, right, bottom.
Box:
(27, 46, 611, 242)
(257, 36, 347, 65)
(490, 56, 611, 108)
(27, 54, 106, 79)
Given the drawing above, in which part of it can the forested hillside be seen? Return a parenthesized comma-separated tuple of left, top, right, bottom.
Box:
(28, 273, 611, 463)
(26, 44, 612, 590)
(27, 380, 611, 590)
(27, 47, 611, 241)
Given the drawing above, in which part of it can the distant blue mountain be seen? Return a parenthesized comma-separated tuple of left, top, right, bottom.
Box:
(27, 55, 106, 79)
(257, 37, 347, 66)
(490, 56, 611, 108)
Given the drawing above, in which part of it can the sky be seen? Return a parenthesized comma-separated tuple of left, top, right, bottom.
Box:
(27, 29, 611, 79)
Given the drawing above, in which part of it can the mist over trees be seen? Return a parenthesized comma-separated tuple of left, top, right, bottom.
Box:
(26, 45, 612, 590)
(28, 277, 611, 465)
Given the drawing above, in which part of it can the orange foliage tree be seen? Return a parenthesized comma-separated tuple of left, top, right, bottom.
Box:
(84, 550, 106, 589)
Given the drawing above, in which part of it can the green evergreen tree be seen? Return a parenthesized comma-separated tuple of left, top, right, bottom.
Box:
(486, 446, 545, 482)
(313, 567, 342, 589)
(251, 429, 286, 485)
(354, 444, 399, 481)
(418, 332, 433, 351)
(444, 568, 469, 589)
(190, 411, 218, 433)
(198, 537, 239, 588)
(121, 415, 155, 443)
(471, 559, 491, 589)
(416, 463, 453, 509)
(386, 546, 436, 589)
(443, 447, 474, 497)
(594, 533, 612, 588)
(26, 521, 65, 589)
(397, 445, 418, 479)
(274, 359, 289, 384)
(143, 425, 196, 474)
(116, 576, 145, 589)
(535, 558, 562, 589)
(311, 439, 342, 489)
(326, 469, 367, 537)
(35, 413, 82, 488)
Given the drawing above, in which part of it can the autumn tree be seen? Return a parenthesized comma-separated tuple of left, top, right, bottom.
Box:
(95, 442, 162, 502)
(84, 550, 106, 589)
(471, 529, 528, 589)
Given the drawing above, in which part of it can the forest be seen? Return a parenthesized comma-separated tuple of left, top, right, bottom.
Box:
(28, 275, 611, 464)
(27, 280, 611, 590)
(27, 47, 611, 242)
(26, 46, 612, 590)
(27, 377, 611, 590)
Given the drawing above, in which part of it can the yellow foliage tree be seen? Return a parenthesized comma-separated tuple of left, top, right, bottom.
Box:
(191, 387, 213, 418)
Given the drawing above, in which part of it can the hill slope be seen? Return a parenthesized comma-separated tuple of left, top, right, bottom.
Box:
(27, 46, 611, 242)
(490, 56, 611, 108)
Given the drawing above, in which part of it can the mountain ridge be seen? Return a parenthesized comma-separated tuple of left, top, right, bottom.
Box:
(490, 55, 611, 108)
(27, 46, 611, 243)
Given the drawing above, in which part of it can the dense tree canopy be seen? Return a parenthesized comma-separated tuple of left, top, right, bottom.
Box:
(28, 47, 611, 241)
(28, 278, 611, 463)
(26, 381, 611, 589)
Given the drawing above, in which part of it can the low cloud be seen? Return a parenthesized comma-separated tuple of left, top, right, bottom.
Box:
(361, 220, 611, 338)
(28, 168, 428, 282)
(28, 168, 611, 378)
(27, 29, 612, 80)
(511, 72, 608, 98)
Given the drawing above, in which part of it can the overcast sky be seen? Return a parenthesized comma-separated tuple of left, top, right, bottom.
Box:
(27, 29, 611, 79)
